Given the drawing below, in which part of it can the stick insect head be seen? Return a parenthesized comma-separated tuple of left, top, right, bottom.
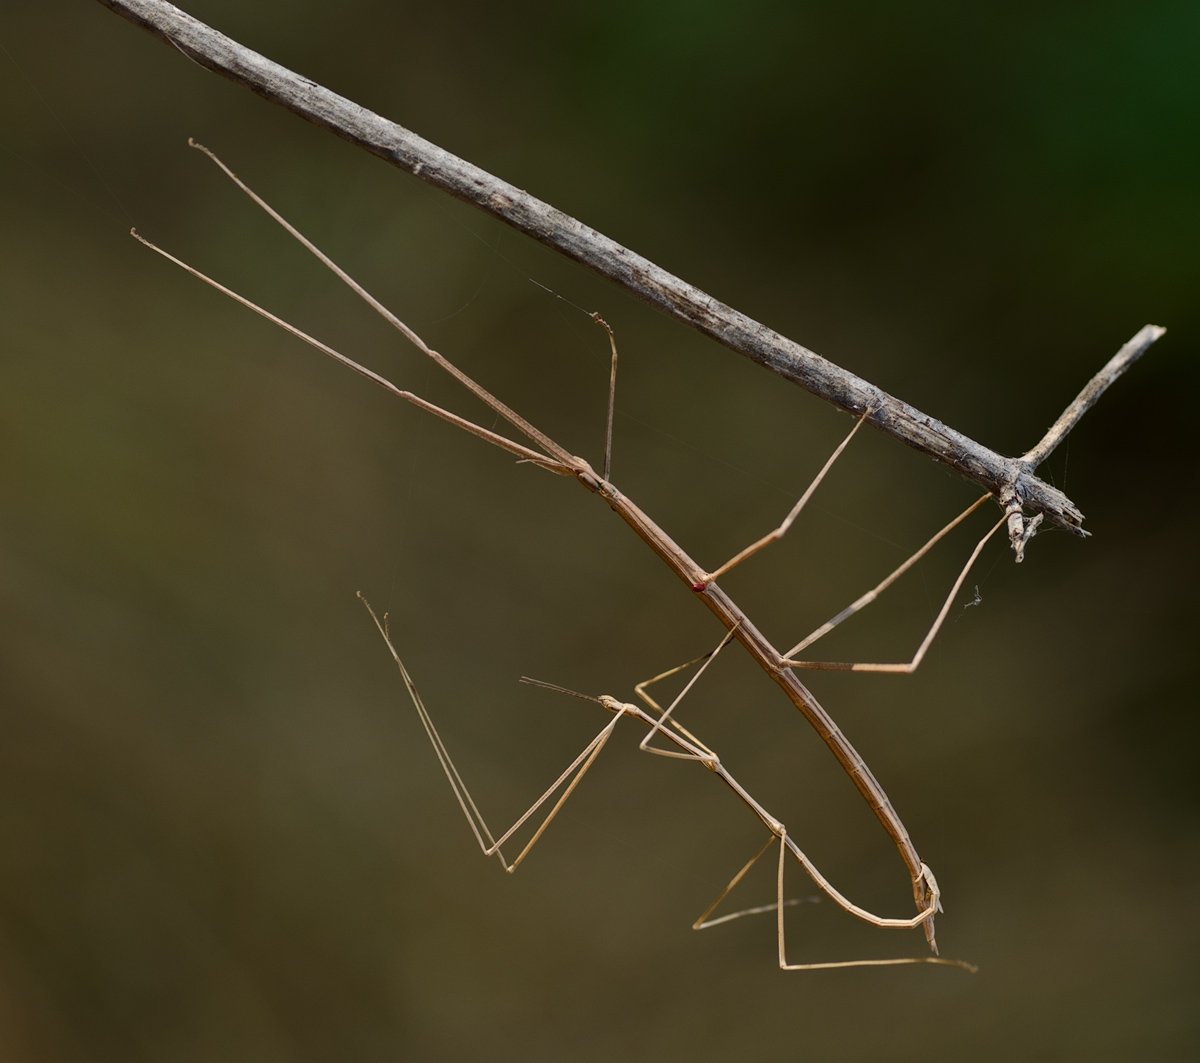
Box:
(519, 677, 633, 718)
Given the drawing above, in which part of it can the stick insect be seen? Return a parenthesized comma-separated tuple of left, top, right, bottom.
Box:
(358, 596, 974, 972)
(131, 140, 1159, 970)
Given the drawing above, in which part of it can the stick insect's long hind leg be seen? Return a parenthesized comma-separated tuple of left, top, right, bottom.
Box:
(694, 409, 871, 589)
(781, 501, 1008, 672)
(359, 594, 620, 873)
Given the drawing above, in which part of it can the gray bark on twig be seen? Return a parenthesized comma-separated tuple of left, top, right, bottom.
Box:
(95, 0, 1163, 542)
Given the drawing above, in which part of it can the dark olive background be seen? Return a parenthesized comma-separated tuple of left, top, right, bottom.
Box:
(3, 3, 1196, 1060)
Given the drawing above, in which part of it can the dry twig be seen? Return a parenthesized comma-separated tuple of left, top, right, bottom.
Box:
(95, 0, 1164, 542)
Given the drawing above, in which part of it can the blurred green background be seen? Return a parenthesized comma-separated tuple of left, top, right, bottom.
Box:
(3, 2, 1196, 1060)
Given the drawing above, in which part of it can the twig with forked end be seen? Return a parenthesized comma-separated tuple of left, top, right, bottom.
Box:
(95, 0, 1165, 543)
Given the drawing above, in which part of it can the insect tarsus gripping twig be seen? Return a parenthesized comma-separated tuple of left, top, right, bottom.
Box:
(134, 140, 1158, 971)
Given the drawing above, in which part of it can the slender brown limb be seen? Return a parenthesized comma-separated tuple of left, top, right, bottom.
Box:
(130, 228, 572, 475)
(775, 841, 978, 973)
(592, 313, 618, 483)
(697, 410, 869, 588)
(782, 506, 1006, 673)
(637, 626, 738, 759)
(782, 495, 991, 660)
(634, 653, 721, 761)
(361, 593, 622, 874)
(184, 139, 573, 470)
(692, 835, 779, 930)
(94, 0, 1167, 539)
(360, 594, 509, 871)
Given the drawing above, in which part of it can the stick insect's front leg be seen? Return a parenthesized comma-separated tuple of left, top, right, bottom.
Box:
(360, 595, 622, 873)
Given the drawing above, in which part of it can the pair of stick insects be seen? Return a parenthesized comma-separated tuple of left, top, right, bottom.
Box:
(133, 140, 1154, 972)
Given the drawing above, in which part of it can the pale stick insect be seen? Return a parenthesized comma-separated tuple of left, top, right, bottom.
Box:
(130, 140, 1160, 969)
